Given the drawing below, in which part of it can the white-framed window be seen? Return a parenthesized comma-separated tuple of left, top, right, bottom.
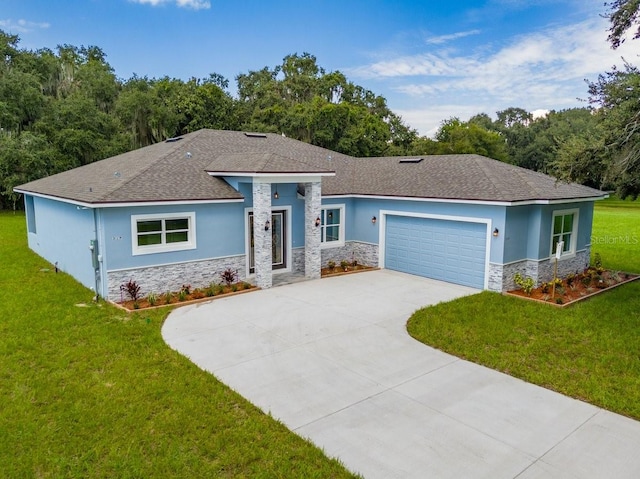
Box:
(320, 205, 345, 247)
(550, 209, 578, 257)
(131, 212, 196, 255)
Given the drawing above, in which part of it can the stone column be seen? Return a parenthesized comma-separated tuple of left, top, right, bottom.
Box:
(304, 181, 322, 279)
(253, 181, 272, 289)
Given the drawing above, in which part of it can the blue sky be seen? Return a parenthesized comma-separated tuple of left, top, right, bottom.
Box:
(2, 0, 638, 136)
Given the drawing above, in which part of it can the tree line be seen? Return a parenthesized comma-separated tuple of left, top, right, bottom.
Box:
(1, 2, 638, 209)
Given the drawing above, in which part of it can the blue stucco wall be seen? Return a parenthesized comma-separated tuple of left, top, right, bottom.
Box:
(101, 202, 247, 271)
(504, 202, 595, 263)
(26, 195, 97, 292)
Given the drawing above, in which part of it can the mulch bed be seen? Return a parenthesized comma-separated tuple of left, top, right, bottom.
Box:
(506, 268, 638, 306)
(321, 265, 377, 277)
(115, 282, 258, 311)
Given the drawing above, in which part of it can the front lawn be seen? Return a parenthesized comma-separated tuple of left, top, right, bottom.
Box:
(407, 197, 640, 421)
(0, 212, 356, 478)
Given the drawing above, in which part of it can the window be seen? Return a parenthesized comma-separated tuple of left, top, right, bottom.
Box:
(551, 209, 578, 257)
(131, 212, 196, 255)
(25, 195, 36, 234)
(320, 205, 344, 247)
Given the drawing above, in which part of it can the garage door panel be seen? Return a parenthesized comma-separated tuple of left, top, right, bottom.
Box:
(385, 215, 486, 289)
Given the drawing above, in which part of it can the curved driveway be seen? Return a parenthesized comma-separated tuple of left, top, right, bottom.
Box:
(162, 269, 640, 479)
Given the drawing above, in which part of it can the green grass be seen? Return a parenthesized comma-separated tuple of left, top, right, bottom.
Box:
(591, 196, 640, 272)
(0, 212, 356, 478)
(408, 197, 640, 420)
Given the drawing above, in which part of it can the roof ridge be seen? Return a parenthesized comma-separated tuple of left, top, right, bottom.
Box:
(103, 130, 203, 201)
(460, 155, 511, 196)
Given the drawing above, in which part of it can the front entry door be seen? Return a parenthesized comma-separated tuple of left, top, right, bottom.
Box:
(249, 210, 287, 273)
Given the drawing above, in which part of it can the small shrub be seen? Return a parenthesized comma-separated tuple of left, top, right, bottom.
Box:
(581, 275, 592, 287)
(221, 268, 237, 287)
(180, 284, 191, 295)
(242, 282, 251, 290)
(120, 279, 142, 302)
(340, 260, 349, 271)
(556, 286, 566, 296)
(231, 284, 238, 292)
(565, 273, 575, 286)
(164, 291, 173, 304)
(593, 252, 603, 270)
(513, 273, 535, 296)
(352, 259, 358, 267)
(555, 297, 564, 305)
(133, 301, 140, 309)
(327, 260, 336, 270)
(146, 292, 158, 306)
(205, 283, 216, 297)
(178, 289, 188, 302)
(540, 282, 550, 294)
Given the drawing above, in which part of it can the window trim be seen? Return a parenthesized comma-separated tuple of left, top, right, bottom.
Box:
(320, 204, 345, 249)
(25, 195, 37, 234)
(131, 212, 196, 256)
(550, 208, 578, 259)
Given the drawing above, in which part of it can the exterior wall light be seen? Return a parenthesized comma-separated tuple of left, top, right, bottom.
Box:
(265, 219, 270, 231)
(372, 216, 377, 224)
(273, 187, 279, 199)
(493, 227, 499, 237)
(315, 216, 321, 227)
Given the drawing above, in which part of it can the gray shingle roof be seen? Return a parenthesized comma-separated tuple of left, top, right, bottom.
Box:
(205, 152, 335, 175)
(15, 129, 604, 204)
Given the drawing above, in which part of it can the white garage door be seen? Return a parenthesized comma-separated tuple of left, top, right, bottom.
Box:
(384, 215, 487, 289)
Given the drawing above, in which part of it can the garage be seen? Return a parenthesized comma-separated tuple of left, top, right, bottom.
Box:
(384, 214, 487, 289)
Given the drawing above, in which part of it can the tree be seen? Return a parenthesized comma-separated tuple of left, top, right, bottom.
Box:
(433, 118, 509, 162)
(605, 0, 640, 48)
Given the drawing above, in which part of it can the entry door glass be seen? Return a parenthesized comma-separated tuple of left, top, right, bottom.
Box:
(249, 210, 287, 273)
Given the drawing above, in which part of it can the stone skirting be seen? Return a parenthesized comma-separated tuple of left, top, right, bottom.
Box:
(320, 241, 379, 269)
(489, 248, 591, 292)
(107, 255, 246, 301)
(292, 247, 305, 275)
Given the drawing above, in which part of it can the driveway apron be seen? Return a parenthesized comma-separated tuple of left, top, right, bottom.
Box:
(162, 269, 640, 479)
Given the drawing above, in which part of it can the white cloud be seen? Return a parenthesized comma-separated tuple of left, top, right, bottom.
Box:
(349, 16, 639, 135)
(129, 0, 210, 9)
(426, 29, 481, 45)
(0, 19, 50, 33)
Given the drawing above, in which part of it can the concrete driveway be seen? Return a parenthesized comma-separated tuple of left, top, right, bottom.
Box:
(162, 269, 640, 479)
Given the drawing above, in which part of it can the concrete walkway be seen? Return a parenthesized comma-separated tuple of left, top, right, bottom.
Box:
(162, 270, 640, 479)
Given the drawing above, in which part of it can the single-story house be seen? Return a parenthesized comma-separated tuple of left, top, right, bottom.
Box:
(14, 129, 606, 301)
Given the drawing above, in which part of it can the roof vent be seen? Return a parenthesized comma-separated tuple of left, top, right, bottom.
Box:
(165, 136, 183, 143)
(244, 132, 267, 138)
(399, 158, 424, 164)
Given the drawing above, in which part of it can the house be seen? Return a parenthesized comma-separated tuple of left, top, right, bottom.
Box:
(14, 129, 606, 301)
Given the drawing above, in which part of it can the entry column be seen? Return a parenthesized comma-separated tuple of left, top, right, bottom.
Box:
(253, 181, 273, 289)
(304, 181, 321, 279)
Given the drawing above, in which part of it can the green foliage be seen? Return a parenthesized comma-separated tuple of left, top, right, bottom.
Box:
(146, 292, 158, 306)
(340, 260, 349, 270)
(433, 117, 509, 162)
(593, 252, 603, 269)
(513, 272, 535, 296)
(605, 0, 640, 48)
(327, 260, 336, 270)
